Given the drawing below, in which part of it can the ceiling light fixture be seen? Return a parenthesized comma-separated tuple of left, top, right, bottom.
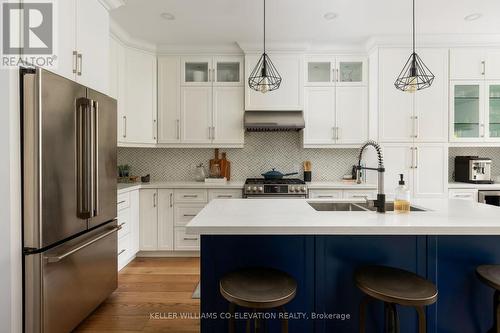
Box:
(394, 0, 434, 93)
(323, 12, 338, 20)
(248, 0, 282, 94)
(160, 12, 175, 20)
(464, 13, 482, 21)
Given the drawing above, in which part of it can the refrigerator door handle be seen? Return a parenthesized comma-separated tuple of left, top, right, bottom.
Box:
(45, 223, 122, 263)
(93, 100, 99, 217)
(76, 97, 92, 219)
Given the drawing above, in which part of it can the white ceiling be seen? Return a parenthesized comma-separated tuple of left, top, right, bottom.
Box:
(111, 0, 500, 47)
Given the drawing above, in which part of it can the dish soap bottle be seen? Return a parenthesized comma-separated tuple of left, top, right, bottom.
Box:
(394, 174, 410, 213)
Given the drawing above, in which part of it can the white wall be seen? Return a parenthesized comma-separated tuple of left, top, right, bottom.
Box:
(0, 67, 23, 333)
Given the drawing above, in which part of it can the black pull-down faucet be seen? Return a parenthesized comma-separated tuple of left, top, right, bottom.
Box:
(356, 140, 386, 213)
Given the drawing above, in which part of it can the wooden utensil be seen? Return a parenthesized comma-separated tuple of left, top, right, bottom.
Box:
(220, 152, 231, 180)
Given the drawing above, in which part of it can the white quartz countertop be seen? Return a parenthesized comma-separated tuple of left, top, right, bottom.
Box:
(117, 181, 377, 194)
(448, 182, 500, 190)
(186, 198, 500, 235)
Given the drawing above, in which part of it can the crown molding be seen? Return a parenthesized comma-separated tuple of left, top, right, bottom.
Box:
(237, 41, 310, 54)
(157, 43, 243, 55)
(98, 0, 125, 11)
(110, 19, 157, 53)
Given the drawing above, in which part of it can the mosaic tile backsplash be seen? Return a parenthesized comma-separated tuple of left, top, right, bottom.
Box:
(117, 132, 360, 181)
(449, 147, 500, 181)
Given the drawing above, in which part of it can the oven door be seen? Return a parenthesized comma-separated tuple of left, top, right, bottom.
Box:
(478, 191, 500, 206)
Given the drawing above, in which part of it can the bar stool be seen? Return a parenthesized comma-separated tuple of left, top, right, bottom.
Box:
(354, 265, 438, 333)
(220, 267, 297, 333)
(476, 265, 500, 333)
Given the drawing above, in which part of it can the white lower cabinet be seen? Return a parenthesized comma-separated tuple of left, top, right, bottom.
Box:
(158, 190, 174, 250)
(174, 228, 200, 251)
(449, 189, 479, 201)
(308, 189, 377, 199)
(308, 189, 343, 199)
(383, 144, 448, 199)
(139, 189, 159, 251)
(118, 189, 139, 271)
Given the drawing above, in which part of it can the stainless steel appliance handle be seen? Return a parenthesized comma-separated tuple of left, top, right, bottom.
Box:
(77, 53, 83, 76)
(45, 224, 122, 263)
(93, 100, 99, 217)
(76, 98, 92, 219)
(89, 99, 95, 218)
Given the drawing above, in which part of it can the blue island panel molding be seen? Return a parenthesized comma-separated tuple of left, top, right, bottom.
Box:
(200, 235, 500, 333)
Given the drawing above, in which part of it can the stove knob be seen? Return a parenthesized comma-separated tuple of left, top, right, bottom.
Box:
(246, 186, 252, 192)
(301, 187, 306, 192)
(258, 186, 264, 193)
(252, 186, 257, 192)
(290, 186, 296, 192)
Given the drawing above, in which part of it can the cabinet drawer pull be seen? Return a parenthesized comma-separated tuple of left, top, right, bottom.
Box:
(183, 214, 197, 217)
(183, 195, 198, 198)
(153, 193, 157, 207)
(153, 119, 157, 140)
(176, 119, 180, 140)
(118, 200, 126, 204)
(351, 195, 368, 199)
(123, 116, 127, 138)
(169, 193, 173, 208)
(482, 60, 486, 75)
(72, 50, 78, 74)
(77, 53, 82, 76)
(318, 195, 334, 198)
(118, 249, 126, 256)
(183, 237, 198, 241)
(454, 194, 472, 198)
(217, 195, 233, 198)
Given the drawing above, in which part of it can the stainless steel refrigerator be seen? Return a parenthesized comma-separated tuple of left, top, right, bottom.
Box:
(22, 68, 119, 333)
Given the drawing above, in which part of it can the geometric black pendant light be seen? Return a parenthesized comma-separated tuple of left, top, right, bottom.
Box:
(394, 0, 434, 93)
(248, 0, 282, 93)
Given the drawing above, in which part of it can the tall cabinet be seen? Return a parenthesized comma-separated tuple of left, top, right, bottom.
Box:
(378, 48, 449, 198)
(303, 56, 368, 146)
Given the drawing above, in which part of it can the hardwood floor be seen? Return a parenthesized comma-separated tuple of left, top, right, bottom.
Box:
(75, 257, 201, 333)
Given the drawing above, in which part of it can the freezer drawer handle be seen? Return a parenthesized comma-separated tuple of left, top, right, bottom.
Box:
(45, 224, 122, 263)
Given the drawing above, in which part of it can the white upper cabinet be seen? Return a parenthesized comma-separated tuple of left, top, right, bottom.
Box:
(379, 48, 448, 143)
(54, 0, 76, 81)
(48, 0, 109, 93)
(450, 48, 500, 81)
(304, 87, 336, 145)
(158, 55, 244, 147)
(305, 56, 335, 86)
(305, 56, 367, 86)
(123, 48, 157, 144)
(75, 0, 109, 93)
(109, 36, 126, 141)
(212, 87, 245, 145)
(379, 48, 414, 143)
(245, 54, 303, 110)
(336, 86, 368, 144)
(158, 56, 181, 144)
(181, 86, 213, 144)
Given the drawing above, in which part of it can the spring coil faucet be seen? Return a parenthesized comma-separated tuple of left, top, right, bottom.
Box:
(356, 140, 386, 213)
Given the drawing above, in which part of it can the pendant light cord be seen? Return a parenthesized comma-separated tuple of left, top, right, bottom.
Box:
(263, 0, 266, 54)
(412, 0, 415, 54)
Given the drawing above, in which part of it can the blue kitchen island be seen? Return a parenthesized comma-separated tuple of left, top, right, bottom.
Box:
(187, 198, 500, 333)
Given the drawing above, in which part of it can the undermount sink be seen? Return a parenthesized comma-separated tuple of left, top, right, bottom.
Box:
(308, 201, 427, 212)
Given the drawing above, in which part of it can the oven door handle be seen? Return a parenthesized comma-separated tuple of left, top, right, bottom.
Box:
(45, 224, 122, 263)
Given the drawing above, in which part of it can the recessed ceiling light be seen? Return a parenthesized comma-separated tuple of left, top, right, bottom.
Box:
(464, 13, 482, 21)
(160, 12, 175, 21)
(323, 12, 338, 21)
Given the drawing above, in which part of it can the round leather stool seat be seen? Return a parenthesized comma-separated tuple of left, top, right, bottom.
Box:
(220, 267, 297, 309)
(355, 265, 438, 307)
(477, 265, 500, 290)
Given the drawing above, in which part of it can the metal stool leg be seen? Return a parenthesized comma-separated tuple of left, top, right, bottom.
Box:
(228, 303, 236, 333)
(359, 296, 371, 333)
(384, 303, 400, 333)
(280, 306, 289, 333)
(416, 306, 427, 333)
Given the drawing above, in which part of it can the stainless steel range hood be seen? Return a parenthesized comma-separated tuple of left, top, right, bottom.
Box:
(244, 111, 305, 132)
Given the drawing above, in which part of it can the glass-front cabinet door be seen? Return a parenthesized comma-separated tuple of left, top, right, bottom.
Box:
(336, 57, 367, 85)
(181, 57, 212, 85)
(214, 56, 243, 86)
(451, 82, 484, 140)
(305, 57, 334, 86)
(488, 83, 500, 139)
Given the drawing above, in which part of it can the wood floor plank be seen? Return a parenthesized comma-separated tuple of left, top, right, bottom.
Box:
(75, 257, 201, 333)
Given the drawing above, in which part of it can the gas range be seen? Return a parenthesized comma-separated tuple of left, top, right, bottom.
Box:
(244, 178, 308, 198)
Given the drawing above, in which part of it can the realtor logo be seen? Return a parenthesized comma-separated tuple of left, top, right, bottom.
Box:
(2, 2, 53, 54)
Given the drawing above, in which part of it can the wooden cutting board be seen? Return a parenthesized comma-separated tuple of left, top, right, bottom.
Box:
(219, 153, 231, 180)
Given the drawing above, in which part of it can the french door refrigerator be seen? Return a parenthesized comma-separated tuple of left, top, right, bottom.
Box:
(21, 68, 119, 333)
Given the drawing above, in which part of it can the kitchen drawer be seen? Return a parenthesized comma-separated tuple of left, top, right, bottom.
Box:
(449, 189, 478, 201)
(174, 189, 208, 203)
(117, 208, 131, 238)
(308, 189, 343, 199)
(117, 192, 130, 211)
(118, 233, 132, 271)
(343, 190, 377, 200)
(208, 189, 243, 201)
(174, 204, 205, 226)
(174, 227, 200, 251)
